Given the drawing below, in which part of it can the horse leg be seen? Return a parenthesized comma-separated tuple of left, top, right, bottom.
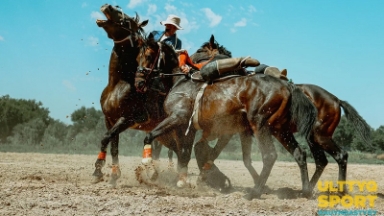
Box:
(315, 136, 348, 193)
(244, 127, 277, 200)
(173, 128, 195, 187)
(306, 134, 329, 193)
(239, 132, 260, 185)
(151, 140, 162, 161)
(92, 117, 130, 183)
(142, 114, 190, 164)
(167, 148, 174, 168)
(274, 130, 311, 196)
(194, 137, 213, 172)
(109, 135, 121, 187)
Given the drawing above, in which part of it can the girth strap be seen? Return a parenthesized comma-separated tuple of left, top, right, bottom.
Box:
(185, 83, 208, 135)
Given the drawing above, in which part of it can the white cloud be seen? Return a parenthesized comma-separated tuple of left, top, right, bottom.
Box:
(178, 16, 199, 34)
(128, 0, 145, 9)
(63, 80, 76, 92)
(87, 36, 99, 47)
(249, 5, 257, 13)
(234, 18, 247, 27)
(201, 8, 222, 27)
(230, 28, 237, 33)
(147, 4, 157, 15)
(165, 3, 177, 13)
(81, 2, 87, 8)
(90, 11, 104, 20)
(0, 35, 4, 41)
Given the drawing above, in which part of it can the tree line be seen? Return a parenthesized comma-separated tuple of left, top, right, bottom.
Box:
(1, 95, 384, 160)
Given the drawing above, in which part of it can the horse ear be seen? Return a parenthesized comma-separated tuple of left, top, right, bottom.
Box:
(148, 32, 155, 43)
(209, 34, 215, 45)
(281, 69, 288, 76)
(139, 20, 149, 28)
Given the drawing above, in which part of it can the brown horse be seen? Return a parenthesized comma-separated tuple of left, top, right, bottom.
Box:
(93, 4, 179, 186)
(136, 33, 317, 199)
(195, 34, 371, 193)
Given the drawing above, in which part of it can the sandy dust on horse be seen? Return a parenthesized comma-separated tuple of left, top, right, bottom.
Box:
(0, 152, 383, 215)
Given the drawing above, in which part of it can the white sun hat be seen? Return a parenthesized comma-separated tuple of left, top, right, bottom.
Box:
(160, 15, 183, 30)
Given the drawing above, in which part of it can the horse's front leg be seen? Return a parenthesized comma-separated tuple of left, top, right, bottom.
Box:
(92, 117, 129, 184)
(142, 113, 190, 164)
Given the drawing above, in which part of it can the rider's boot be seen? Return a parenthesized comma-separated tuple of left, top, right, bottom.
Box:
(200, 57, 259, 81)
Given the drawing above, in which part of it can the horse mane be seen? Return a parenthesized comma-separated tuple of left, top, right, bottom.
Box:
(201, 42, 232, 58)
(133, 12, 145, 36)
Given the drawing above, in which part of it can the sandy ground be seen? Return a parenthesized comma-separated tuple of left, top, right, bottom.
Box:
(0, 152, 383, 216)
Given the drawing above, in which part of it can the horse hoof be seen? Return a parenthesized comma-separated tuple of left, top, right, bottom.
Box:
(177, 180, 187, 188)
(301, 191, 313, 199)
(92, 176, 104, 184)
(243, 193, 254, 201)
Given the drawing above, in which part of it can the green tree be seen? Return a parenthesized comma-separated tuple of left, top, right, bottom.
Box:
(70, 106, 103, 134)
(6, 118, 47, 145)
(372, 126, 384, 151)
(0, 95, 50, 143)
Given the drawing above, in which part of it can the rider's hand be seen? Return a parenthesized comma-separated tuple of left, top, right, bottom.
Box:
(180, 65, 191, 74)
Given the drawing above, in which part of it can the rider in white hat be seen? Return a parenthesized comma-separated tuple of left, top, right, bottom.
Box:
(152, 14, 183, 50)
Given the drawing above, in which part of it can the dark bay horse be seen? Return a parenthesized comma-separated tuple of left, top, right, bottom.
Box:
(136, 33, 317, 199)
(196, 34, 371, 193)
(93, 4, 179, 186)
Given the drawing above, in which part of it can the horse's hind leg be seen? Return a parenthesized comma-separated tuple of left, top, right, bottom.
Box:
(245, 127, 277, 200)
(151, 140, 162, 161)
(274, 130, 310, 196)
(239, 132, 260, 185)
(314, 136, 348, 193)
(173, 128, 195, 187)
(194, 134, 232, 172)
(306, 135, 328, 193)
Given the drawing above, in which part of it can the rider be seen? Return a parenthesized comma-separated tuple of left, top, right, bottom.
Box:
(152, 15, 260, 75)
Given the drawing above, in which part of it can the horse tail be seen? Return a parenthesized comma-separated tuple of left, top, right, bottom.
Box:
(339, 100, 372, 145)
(290, 87, 317, 138)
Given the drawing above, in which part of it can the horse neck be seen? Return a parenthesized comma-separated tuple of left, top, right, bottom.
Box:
(107, 45, 139, 86)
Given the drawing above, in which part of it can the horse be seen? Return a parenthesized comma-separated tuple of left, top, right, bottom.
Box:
(92, 4, 178, 186)
(194, 34, 371, 193)
(136, 33, 318, 199)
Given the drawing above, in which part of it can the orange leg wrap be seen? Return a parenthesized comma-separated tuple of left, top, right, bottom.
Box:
(97, 151, 106, 160)
(203, 162, 212, 170)
(142, 147, 152, 159)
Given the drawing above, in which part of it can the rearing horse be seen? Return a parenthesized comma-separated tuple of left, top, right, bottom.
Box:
(93, 4, 177, 186)
(194, 34, 371, 194)
(137, 33, 317, 199)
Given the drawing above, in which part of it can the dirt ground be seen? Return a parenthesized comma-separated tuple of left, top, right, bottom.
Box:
(0, 152, 383, 216)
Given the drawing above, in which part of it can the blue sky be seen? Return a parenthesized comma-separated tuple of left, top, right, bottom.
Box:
(1, 0, 383, 129)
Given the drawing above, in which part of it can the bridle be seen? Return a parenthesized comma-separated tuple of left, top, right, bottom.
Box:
(135, 42, 164, 93)
(135, 42, 187, 93)
(110, 6, 139, 47)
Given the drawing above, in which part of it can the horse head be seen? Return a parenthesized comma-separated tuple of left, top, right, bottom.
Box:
(96, 4, 148, 45)
(135, 33, 180, 93)
(97, 4, 149, 84)
(191, 34, 232, 64)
